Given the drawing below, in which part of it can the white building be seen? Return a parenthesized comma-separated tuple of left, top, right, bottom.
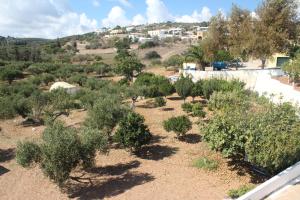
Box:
(148, 27, 183, 39)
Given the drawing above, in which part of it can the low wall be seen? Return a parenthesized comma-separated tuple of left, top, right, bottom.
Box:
(237, 161, 300, 200)
(182, 69, 300, 105)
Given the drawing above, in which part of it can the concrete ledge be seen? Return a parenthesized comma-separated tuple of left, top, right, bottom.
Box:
(237, 161, 300, 200)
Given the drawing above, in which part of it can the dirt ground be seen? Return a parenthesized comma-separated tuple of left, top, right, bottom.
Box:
(0, 95, 262, 200)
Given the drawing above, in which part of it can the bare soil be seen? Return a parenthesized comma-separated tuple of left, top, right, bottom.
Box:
(0, 95, 262, 200)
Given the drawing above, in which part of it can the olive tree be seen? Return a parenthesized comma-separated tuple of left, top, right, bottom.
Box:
(16, 121, 108, 186)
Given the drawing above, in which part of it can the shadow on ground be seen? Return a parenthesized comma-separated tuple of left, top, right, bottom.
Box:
(86, 160, 141, 176)
(66, 161, 155, 199)
(136, 145, 178, 161)
(227, 159, 269, 184)
(180, 134, 202, 144)
(0, 165, 10, 176)
(0, 148, 15, 163)
(150, 135, 167, 144)
(167, 96, 183, 101)
(162, 107, 175, 111)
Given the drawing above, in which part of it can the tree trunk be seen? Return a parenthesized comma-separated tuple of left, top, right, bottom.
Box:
(261, 58, 266, 69)
(199, 62, 205, 71)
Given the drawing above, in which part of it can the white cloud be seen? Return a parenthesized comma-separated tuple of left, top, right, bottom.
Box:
(250, 11, 259, 19)
(132, 14, 147, 25)
(175, 7, 212, 23)
(0, 0, 98, 38)
(102, 6, 130, 27)
(92, 0, 100, 7)
(146, 0, 173, 23)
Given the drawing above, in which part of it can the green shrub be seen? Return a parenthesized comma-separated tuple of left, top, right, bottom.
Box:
(208, 90, 249, 111)
(79, 127, 108, 168)
(192, 103, 206, 118)
(191, 80, 203, 101)
(201, 78, 245, 99)
(139, 41, 159, 49)
(41, 73, 55, 86)
(145, 51, 161, 60)
(175, 76, 194, 102)
(114, 112, 152, 151)
(134, 73, 174, 98)
(204, 88, 300, 174)
(163, 54, 184, 67)
(16, 122, 108, 186)
(154, 97, 166, 107)
(202, 108, 250, 158)
(228, 185, 255, 199)
(163, 115, 192, 138)
(192, 157, 219, 171)
(245, 103, 300, 174)
(85, 95, 127, 135)
(68, 74, 87, 86)
(181, 103, 193, 113)
(16, 141, 41, 167)
(0, 97, 16, 119)
(0, 68, 23, 84)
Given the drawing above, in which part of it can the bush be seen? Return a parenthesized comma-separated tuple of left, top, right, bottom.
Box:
(16, 141, 41, 167)
(163, 54, 184, 68)
(0, 97, 16, 119)
(145, 51, 161, 60)
(204, 87, 300, 174)
(208, 90, 249, 111)
(134, 73, 174, 98)
(163, 115, 192, 138)
(192, 157, 219, 171)
(245, 103, 300, 174)
(93, 63, 112, 76)
(85, 95, 127, 135)
(192, 103, 206, 118)
(191, 80, 203, 100)
(114, 112, 152, 151)
(17, 122, 108, 186)
(68, 74, 87, 86)
(41, 73, 55, 86)
(154, 97, 166, 107)
(139, 41, 159, 49)
(175, 76, 194, 102)
(0, 68, 23, 84)
(181, 103, 193, 113)
(202, 108, 250, 158)
(201, 79, 245, 99)
(228, 185, 255, 199)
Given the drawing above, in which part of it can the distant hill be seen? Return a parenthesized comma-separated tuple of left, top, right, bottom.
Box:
(0, 36, 51, 46)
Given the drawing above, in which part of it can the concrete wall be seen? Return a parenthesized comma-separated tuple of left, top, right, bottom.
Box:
(237, 161, 300, 200)
(182, 69, 300, 105)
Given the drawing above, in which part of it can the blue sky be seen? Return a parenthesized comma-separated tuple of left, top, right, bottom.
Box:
(70, 0, 262, 23)
(0, 0, 262, 38)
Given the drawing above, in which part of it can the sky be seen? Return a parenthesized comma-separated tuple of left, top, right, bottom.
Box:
(0, 0, 262, 39)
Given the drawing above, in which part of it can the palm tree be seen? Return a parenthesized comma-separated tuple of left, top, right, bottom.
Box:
(185, 45, 206, 71)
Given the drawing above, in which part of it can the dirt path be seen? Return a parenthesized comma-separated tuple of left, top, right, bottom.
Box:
(0, 95, 257, 200)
